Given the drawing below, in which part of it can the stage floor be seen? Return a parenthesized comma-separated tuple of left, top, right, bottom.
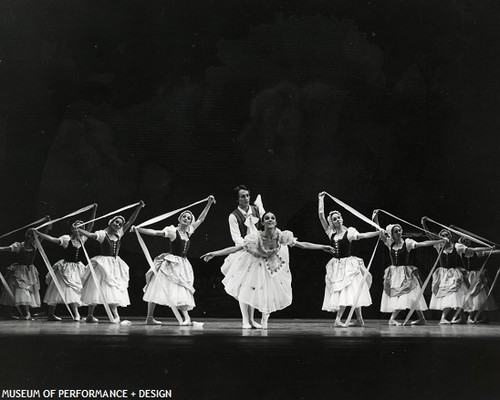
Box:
(0, 318, 499, 400)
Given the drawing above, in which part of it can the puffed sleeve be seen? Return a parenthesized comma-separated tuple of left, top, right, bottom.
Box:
(455, 243, 467, 255)
(347, 227, 360, 242)
(9, 242, 21, 253)
(406, 239, 418, 251)
(243, 232, 260, 251)
(161, 225, 177, 241)
(94, 230, 107, 243)
(58, 235, 71, 249)
(280, 230, 298, 247)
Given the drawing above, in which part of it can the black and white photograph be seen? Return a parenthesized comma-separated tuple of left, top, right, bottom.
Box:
(0, 1, 500, 399)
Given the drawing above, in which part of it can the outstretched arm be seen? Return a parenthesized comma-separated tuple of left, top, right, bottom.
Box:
(318, 192, 329, 232)
(76, 228, 98, 241)
(414, 238, 447, 249)
(294, 241, 334, 253)
(201, 245, 243, 261)
(357, 231, 382, 240)
(133, 227, 165, 237)
(192, 196, 216, 231)
(33, 230, 60, 246)
(123, 201, 145, 232)
(0, 245, 13, 252)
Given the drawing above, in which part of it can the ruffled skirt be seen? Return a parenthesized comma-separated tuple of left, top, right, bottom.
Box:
(322, 256, 372, 311)
(80, 256, 130, 307)
(143, 253, 195, 310)
(380, 265, 428, 312)
(0, 264, 40, 307)
(43, 260, 87, 306)
(430, 267, 466, 309)
(220, 247, 292, 314)
(463, 270, 497, 312)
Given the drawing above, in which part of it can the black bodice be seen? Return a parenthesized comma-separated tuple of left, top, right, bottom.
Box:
(462, 252, 480, 271)
(440, 245, 461, 268)
(389, 240, 411, 266)
(99, 233, 121, 257)
(62, 238, 85, 263)
(16, 242, 36, 265)
(169, 230, 190, 258)
(330, 231, 352, 259)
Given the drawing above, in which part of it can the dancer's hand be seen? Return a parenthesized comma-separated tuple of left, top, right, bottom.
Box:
(139, 200, 146, 208)
(201, 252, 215, 262)
(130, 226, 136, 233)
(208, 195, 216, 205)
(323, 245, 335, 254)
(318, 191, 326, 198)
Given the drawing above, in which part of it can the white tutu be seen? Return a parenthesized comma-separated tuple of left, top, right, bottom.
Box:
(380, 265, 428, 312)
(143, 253, 195, 309)
(80, 255, 130, 307)
(0, 263, 40, 307)
(221, 246, 292, 314)
(43, 260, 87, 306)
(464, 270, 497, 311)
(430, 267, 467, 309)
(322, 256, 372, 311)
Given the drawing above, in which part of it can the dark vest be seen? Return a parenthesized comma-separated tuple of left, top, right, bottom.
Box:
(231, 205, 261, 237)
(62, 238, 85, 263)
(440, 245, 460, 268)
(169, 230, 190, 258)
(462, 252, 480, 271)
(330, 231, 352, 259)
(390, 240, 411, 266)
(99, 234, 121, 257)
(17, 242, 36, 265)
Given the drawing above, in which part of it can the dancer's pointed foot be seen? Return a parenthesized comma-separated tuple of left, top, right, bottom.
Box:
(86, 316, 99, 323)
(47, 315, 62, 321)
(410, 319, 426, 326)
(242, 323, 252, 329)
(439, 318, 451, 325)
(333, 320, 345, 327)
(451, 317, 465, 325)
(146, 317, 162, 325)
(388, 319, 402, 326)
(180, 319, 192, 326)
(467, 317, 475, 324)
(350, 319, 365, 327)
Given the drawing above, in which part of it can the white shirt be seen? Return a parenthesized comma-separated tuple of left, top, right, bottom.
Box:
(228, 206, 257, 246)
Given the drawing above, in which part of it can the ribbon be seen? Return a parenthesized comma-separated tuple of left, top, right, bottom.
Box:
(35, 204, 95, 230)
(137, 198, 208, 228)
(450, 225, 500, 248)
(0, 217, 48, 240)
(33, 234, 75, 319)
(75, 202, 142, 228)
(324, 193, 382, 231)
(344, 239, 380, 326)
(402, 246, 444, 325)
(79, 239, 115, 323)
(423, 217, 492, 248)
(377, 210, 437, 237)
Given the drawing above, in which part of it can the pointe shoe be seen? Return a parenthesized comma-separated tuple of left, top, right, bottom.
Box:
(250, 320, 262, 329)
(388, 320, 402, 326)
(180, 319, 192, 326)
(86, 316, 99, 323)
(113, 316, 121, 324)
(260, 316, 269, 330)
(242, 323, 252, 329)
(451, 318, 465, 324)
(333, 320, 345, 327)
(410, 319, 426, 326)
(47, 315, 62, 321)
(350, 320, 365, 327)
(146, 317, 162, 325)
(439, 319, 451, 325)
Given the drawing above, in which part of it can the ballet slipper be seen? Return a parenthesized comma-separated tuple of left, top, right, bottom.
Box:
(146, 317, 162, 325)
(85, 316, 99, 323)
(242, 323, 252, 329)
(47, 315, 62, 321)
(410, 319, 426, 326)
(388, 319, 402, 326)
(439, 318, 451, 325)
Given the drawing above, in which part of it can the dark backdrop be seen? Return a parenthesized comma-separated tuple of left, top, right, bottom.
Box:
(1, 0, 500, 319)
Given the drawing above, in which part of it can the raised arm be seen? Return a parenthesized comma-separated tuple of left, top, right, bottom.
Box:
(123, 201, 145, 233)
(201, 245, 243, 261)
(86, 203, 99, 232)
(192, 196, 216, 231)
(318, 192, 329, 232)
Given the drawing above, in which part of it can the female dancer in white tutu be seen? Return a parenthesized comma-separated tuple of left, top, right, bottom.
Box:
(135, 196, 215, 325)
(77, 201, 144, 323)
(376, 220, 447, 326)
(318, 192, 379, 327)
(0, 217, 51, 319)
(456, 237, 497, 323)
(34, 204, 98, 321)
(202, 211, 333, 329)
